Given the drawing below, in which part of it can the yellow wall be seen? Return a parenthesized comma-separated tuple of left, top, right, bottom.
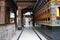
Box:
(56, 7, 59, 16)
(56, 0, 60, 2)
(35, 2, 50, 21)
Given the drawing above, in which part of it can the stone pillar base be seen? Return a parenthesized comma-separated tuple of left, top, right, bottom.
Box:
(17, 25, 22, 30)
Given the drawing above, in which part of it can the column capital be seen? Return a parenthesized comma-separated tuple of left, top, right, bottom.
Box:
(0, 1, 5, 6)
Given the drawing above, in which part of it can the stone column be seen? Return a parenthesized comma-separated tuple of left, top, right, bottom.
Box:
(17, 7, 22, 29)
(0, 1, 5, 24)
(50, 1, 60, 40)
(17, 6, 28, 29)
(50, 2, 57, 24)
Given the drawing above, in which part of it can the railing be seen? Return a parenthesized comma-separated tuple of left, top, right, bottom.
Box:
(38, 21, 51, 24)
(55, 20, 60, 24)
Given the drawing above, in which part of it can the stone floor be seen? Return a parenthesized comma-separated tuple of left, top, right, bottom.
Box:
(35, 26, 60, 40)
(11, 30, 22, 40)
(11, 27, 47, 40)
(19, 27, 40, 40)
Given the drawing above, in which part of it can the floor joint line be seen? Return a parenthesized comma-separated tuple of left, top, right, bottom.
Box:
(32, 27, 42, 40)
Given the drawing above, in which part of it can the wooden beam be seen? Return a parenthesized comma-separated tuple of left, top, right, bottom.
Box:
(6, 0, 18, 11)
(16, 1, 36, 3)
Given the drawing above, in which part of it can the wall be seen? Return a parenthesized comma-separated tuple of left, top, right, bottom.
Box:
(34, 1, 60, 26)
(0, 1, 16, 40)
(0, 24, 16, 40)
(34, 2, 51, 25)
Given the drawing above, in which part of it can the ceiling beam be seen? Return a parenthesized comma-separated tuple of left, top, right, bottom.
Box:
(16, 1, 36, 3)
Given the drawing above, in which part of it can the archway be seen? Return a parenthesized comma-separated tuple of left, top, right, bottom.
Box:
(21, 7, 33, 27)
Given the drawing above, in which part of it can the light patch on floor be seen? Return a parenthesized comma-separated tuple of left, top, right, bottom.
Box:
(11, 30, 21, 40)
(19, 27, 40, 40)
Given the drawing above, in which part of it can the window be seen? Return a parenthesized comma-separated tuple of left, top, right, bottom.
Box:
(48, 9, 49, 12)
(48, 18, 50, 21)
(10, 12, 15, 18)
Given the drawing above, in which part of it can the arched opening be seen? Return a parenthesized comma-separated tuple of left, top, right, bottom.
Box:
(21, 7, 33, 28)
(23, 12, 33, 27)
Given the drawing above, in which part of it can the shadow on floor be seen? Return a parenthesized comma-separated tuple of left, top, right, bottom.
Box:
(35, 25, 60, 40)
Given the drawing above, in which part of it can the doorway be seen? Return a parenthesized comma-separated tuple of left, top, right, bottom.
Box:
(23, 12, 33, 27)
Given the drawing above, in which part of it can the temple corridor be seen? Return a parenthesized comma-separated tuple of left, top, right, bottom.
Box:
(0, 0, 60, 40)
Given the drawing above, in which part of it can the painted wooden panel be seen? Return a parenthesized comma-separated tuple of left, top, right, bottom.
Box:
(56, 0, 60, 2)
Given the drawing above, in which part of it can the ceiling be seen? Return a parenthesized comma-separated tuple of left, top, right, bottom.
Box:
(14, 0, 37, 13)
(15, 0, 37, 1)
(16, 0, 37, 9)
